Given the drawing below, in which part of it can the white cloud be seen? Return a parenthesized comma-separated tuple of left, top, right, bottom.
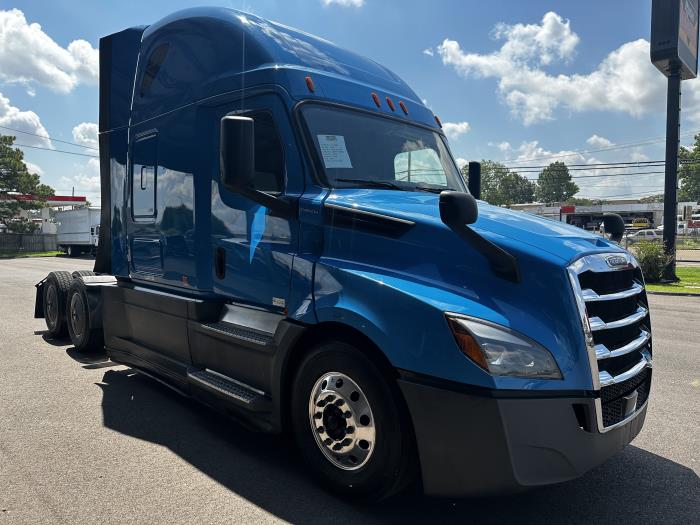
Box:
(0, 9, 98, 93)
(24, 161, 43, 175)
(497, 141, 511, 152)
(59, 158, 101, 203)
(435, 12, 679, 125)
(586, 134, 613, 148)
(442, 121, 470, 140)
(321, 0, 364, 7)
(72, 122, 98, 149)
(423, 48, 434, 57)
(455, 157, 468, 169)
(0, 91, 51, 148)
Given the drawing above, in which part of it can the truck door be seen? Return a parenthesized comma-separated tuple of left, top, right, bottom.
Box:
(211, 95, 298, 310)
(128, 131, 163, 278)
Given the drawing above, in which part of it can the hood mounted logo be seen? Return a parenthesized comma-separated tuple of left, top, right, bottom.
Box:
(606, 255, 628, 268)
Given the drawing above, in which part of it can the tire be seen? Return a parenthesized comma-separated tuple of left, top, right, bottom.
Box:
(43, 271, 73, 338)
(291, 341, 416, 501)
(71, 270, 95, 279)
(66, 278, 104, 353)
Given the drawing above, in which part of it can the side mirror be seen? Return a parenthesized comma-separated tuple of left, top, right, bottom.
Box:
(439, 191, 478, 227)
(220, 116, 254, 192)
(219, 115, 292, 217)
(603, 213, 625, 243)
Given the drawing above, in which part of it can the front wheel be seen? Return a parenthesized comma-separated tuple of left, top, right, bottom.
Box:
(291, 341, 416, 501)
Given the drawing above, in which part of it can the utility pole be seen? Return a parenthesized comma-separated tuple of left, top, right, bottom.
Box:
(651, 0, 699, 281)
(662, 64, 681, 281)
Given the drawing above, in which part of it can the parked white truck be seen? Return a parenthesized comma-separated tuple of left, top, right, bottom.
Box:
(55, 207, 100, 257)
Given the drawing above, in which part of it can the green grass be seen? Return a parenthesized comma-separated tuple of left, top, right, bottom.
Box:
(646, 267, 700, 294)
(0, 250, 62, 259)
(677, 239, 700, 250)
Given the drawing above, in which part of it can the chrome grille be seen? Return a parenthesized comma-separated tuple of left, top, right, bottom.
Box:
(568, 252, 652, 433)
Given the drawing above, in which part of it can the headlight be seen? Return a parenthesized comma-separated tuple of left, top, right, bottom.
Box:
(446, 315, 562, 379)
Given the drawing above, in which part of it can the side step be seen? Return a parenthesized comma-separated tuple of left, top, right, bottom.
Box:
(187, 368, 272, 412)
(200, 321, 273, 346)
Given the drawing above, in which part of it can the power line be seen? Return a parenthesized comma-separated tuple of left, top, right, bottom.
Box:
(503, 158, 700, 171)
(532, 170, 668, 180)
(0, 125, 99, 151)
(11, 142, 99, 158)
(500, 129, 700, 164)
(505, 160, 667, 170)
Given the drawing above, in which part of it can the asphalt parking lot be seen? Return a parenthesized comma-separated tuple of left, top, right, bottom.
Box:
(0, 257, 698, 524)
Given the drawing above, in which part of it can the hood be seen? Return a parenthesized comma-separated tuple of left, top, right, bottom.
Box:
(325, 189, 623, 264)
(320, 188, 612, 390)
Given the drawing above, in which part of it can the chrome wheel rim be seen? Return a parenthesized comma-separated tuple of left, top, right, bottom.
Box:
(308, 372, 375, 470)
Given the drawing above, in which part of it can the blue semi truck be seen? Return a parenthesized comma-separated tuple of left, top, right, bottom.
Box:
(35, 8, 652, 500)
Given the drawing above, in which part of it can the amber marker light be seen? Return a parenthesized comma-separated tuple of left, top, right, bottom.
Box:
(447, 317, 489, 371)
(305, 76, 315, 93)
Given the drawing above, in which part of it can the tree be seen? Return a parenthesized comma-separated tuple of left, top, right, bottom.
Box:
(679, 133, 700, 202)
(536, 161, 579, 203)
(639, 194, 665, 203)
(0, 135, 54, 232)
(461, 160, 536, 206)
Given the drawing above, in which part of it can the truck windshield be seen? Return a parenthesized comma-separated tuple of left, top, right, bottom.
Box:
(301, 105, 466, 193)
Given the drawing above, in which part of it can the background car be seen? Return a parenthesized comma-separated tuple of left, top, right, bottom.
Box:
(625, 228, 661, 244)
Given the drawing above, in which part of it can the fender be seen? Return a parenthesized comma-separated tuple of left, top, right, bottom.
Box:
(313, 259, 503, 390)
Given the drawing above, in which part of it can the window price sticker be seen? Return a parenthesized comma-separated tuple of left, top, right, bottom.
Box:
(317, 134, 353, 169)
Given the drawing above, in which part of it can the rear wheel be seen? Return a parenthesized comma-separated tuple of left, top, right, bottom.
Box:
(66, 245, 81, 257)
(66, 279, 103, 353)
(43, 271, 72, 338)
(71, 270, 95, 279)
(291, 341, 416, 501)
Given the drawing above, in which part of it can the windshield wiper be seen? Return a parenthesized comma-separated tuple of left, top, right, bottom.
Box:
(335, 178, 409, 191)
(413, 185, 456, 194)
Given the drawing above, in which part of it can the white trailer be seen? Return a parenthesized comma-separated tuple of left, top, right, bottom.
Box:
(55, 208, 101, 257)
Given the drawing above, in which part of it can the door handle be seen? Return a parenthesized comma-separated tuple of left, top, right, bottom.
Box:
(215, 247, 226, 279)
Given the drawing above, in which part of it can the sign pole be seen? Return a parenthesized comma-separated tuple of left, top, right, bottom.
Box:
(651, 0, 699, 280)
(663, 63, 681, 281)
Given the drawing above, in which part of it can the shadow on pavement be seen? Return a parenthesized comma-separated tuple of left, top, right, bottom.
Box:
(37, 331, 70, 347)
(96, 368, 698, 524)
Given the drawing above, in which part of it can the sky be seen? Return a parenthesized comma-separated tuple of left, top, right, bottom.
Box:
(0, 0, 696, 204)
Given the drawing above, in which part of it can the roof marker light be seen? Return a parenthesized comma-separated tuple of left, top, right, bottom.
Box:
(434, 115, 442, 128)
(386, 97, 395, 111)
(305, 76, 315, 93)
(399, 101, 408, 114)
(371, 92, 381, 108)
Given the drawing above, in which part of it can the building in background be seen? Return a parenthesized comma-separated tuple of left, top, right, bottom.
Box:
(511, 200, 698, 230)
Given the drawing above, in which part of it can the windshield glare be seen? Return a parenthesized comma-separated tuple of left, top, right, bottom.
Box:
(302, 105, 466, 192)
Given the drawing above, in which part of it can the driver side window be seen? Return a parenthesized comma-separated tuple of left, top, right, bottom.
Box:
(249, 111, 285, 194)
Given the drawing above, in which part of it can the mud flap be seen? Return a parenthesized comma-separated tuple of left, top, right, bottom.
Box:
(34, 277, 47, 318)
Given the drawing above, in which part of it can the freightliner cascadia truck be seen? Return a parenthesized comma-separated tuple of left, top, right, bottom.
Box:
(34, 8, 652, 500)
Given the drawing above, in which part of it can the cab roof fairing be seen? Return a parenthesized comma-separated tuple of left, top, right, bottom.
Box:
(130, 7, 437, 127)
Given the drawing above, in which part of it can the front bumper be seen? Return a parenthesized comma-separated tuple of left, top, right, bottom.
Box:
(398, 375, 647, 497)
